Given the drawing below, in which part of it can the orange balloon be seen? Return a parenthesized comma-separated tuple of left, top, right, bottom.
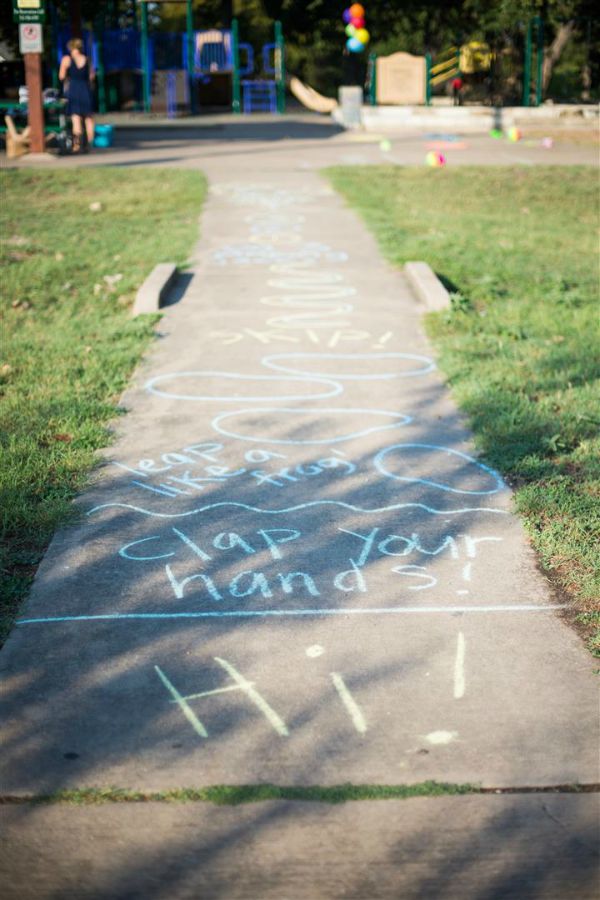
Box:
(349, 4, 365, 18)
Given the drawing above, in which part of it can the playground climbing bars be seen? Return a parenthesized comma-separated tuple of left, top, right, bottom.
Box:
(231, 18, 241, 114)
(59, 7, 288, 117)
(523, 16, 544, 106)
(275, 20, 286, 115)
(138, 0, 195, 114)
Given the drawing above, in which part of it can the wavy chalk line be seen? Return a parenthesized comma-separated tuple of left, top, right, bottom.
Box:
(211, 407, 411, 444)
(262, 352, 435, 380)
(87, 499, 508, 519)
(146, 371, 343, 403)
(374, 444, 507, 496)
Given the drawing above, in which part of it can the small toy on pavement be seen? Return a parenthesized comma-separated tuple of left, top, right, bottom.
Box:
(425, 150, 446, 167)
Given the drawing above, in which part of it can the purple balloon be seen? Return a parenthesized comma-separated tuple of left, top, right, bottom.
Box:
(343, 8, 352, 23)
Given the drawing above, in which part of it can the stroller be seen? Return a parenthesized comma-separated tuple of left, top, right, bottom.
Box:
(2, 88, 73, 157)
(42, 88, 73, 154)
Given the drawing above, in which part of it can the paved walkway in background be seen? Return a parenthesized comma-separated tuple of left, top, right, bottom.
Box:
(1, 111, 598, 172)
(1, 118, 598, 899)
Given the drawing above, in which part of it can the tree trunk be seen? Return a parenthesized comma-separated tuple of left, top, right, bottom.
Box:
(542, 20, 575, 94)
(68, 0, 82, 38)
(581, 62, 591, 101)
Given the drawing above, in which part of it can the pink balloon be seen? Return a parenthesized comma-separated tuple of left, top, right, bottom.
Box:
(351, 16, 365, 28)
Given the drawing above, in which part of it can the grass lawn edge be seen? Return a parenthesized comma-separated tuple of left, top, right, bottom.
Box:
(325, 165, 600, 657)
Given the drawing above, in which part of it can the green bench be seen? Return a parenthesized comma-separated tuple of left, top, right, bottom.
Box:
(0, 100, 68, 136)
(1, 100, 69, 156)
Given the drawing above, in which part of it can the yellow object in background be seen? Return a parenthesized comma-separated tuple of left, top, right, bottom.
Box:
(459, 41, 492, 74)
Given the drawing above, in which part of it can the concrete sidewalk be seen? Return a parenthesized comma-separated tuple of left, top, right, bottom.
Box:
(1, 128, 598, 898)
(2, 795, 598, 899)
(1, 112, 598, 171)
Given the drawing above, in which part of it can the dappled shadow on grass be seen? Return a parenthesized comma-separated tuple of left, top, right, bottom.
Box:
(326, 165, 600, 622)
(424, 306, 600, 610)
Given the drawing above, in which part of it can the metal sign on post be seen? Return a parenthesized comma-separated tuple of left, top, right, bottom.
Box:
(13, 0, 46, 24)
(14, 1, 46, 154)
(19, 23, 44, 54)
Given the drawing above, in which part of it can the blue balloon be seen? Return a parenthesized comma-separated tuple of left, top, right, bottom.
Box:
(347, 36, 365, 53)
(342, 8, 352, 23)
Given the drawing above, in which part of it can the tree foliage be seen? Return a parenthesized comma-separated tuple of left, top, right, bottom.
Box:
(0, 0, 596, 99)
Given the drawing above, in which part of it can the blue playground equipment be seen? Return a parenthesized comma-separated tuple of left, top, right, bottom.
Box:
(241, 38, 283, 113)
(56, 17, 285, 117)
(194, 29, 253, 78)
(242, 80, 277, 113)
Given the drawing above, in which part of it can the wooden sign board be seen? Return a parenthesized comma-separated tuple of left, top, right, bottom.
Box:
(376, 52, 426, 105)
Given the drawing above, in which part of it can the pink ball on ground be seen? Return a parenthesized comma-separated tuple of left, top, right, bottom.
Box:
(426, 151, 446, 167)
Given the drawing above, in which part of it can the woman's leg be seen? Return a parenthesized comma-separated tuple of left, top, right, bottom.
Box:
(71, 114, 82, 150)
(84, 116, 95, 147)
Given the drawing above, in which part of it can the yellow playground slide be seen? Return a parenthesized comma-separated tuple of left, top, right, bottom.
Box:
(289, 76, 338, 114)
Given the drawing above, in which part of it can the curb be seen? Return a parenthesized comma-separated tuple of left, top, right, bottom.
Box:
(404, 261, 450, 312)
(132, 263, 178, 316)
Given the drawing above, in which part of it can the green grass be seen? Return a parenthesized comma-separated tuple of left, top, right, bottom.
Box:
(19, 782, 477, 806)
(0, 783, 496, 805)
(2, 782, 595, 805)
(0, 168, 206, 642)
(327, 166, 600, 650)
(78, 781, 476, 805)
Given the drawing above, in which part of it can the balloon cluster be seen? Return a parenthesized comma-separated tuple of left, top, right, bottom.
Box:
(343, 4, 370, 53)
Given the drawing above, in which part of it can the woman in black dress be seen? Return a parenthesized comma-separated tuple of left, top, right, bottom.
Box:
(59, 38, 95, 152)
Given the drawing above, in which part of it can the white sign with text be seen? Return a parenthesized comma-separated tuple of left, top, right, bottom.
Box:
(19, 23, 43, 54)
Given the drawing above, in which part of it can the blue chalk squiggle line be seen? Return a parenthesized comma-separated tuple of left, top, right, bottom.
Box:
(145, 371, 343, 403)
(261, 352, 436, 380)
(17, 604, 565, 626)
(87, 499, 508, 519)
(211, 407, 412, 444)
(374, 443, 507, 496)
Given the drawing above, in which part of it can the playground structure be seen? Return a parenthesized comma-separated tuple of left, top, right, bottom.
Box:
(53, 10, 286, 117)
(367, 17, 547, 108)
(289, 77, 338, 114)
(5, 3, 579, 157)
